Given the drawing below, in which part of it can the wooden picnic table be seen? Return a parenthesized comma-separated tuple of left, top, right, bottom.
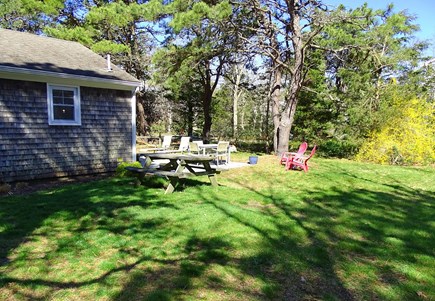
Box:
(126, 153, 221, 194)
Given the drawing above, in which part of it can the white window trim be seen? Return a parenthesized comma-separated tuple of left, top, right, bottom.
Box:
(47, 84, 81, 126)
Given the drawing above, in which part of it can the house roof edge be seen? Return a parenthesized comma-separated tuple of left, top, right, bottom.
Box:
(0, 65, 142, 89)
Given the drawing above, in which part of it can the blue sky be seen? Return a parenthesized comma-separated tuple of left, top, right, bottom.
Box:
(325, 1, 435, 42)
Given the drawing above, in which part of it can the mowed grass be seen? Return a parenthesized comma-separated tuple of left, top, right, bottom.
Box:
(0, 154, 434, 301)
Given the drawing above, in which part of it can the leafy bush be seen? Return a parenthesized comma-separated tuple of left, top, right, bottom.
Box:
(356, 97, 435, 165)
(287, 139, 358, 159)
(235, 140, 271, 153)
(115, 161, 143, 178)
(317, 139, 360, 158)
(115, 160, 167, 188)
(0, 183, 11, 194)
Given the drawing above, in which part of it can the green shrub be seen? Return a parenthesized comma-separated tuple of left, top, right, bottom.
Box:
(115, 160, 167, 188)
(235, 140, 270, 154)
(115, 161, 143, 178)
(318, 139, 359, 158)
(0, 183, 11, 194)
(287, 139, 358, 159)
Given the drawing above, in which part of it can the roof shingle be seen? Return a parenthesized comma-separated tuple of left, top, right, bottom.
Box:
(0, 29, 140, 84)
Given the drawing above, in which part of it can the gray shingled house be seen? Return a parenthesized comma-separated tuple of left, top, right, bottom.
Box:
(0, 29, 141, 182)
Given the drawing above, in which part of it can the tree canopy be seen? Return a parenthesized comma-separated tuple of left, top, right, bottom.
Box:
(1, 0, 433, 164)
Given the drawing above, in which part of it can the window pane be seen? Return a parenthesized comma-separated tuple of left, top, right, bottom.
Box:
(53, 105, 74, 120)
(63, 90, 74, 98)
(53, 90, 63, 97)
(63, 97, 74, 105)
(53, 96, 63, 104)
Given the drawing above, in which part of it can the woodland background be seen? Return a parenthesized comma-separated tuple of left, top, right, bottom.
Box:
(1, 0, 434, 164)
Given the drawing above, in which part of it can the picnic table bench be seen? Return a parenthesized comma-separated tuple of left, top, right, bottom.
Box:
(126, 153, 222, 194)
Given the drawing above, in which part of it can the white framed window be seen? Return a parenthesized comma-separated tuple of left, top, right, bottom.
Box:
(47, 84, 81, 125)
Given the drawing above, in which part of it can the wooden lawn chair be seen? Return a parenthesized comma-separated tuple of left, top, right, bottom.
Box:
(285, 145, 317, 172)
(280, 142, 308, 165)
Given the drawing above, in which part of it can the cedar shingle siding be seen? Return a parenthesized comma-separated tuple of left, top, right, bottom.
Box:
(0, 78, 132, 182)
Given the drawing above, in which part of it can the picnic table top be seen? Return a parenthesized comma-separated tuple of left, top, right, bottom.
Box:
(142, 153, 213, 162)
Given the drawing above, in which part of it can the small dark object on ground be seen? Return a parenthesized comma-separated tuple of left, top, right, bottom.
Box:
(249, 156, 258, 164)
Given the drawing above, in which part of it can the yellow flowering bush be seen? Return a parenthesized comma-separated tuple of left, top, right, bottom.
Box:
(356, 97, 435, 165)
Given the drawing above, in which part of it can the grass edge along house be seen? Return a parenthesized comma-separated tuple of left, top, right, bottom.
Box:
(0, 29, 141, 183)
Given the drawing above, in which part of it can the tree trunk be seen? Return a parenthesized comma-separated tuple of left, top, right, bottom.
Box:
(233, 93, 238, 138)
(199, 59, 223, 143)
(271, 67, 282, 154)
(187, 100, 194, 136)
(232, 65, 244, 139)
(277, 112, 292, 155)
(273, 0, 305, 155)
(167, 109, 172, 133)
(264, 71, 272, 153)
(202, 82, 213, 143)
(136, 99, 147, 136)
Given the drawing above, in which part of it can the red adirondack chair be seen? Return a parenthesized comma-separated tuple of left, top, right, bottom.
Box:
(286, 145, 317, 172)
(280, 142, 308, 165)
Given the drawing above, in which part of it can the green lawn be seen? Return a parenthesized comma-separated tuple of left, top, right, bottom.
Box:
(1, 155, 434, 301)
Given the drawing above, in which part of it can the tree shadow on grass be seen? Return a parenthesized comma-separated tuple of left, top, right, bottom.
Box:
(1, 166, 433, 300)
(114, 236, 232, 301)
(120, 166, 433, 300)
(201, 190, 356, 300)
(214, 169, 434, 300)
(104, 177, 358, 300)
(0, 179, 177, 290)
(0, 175, 242, 300)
